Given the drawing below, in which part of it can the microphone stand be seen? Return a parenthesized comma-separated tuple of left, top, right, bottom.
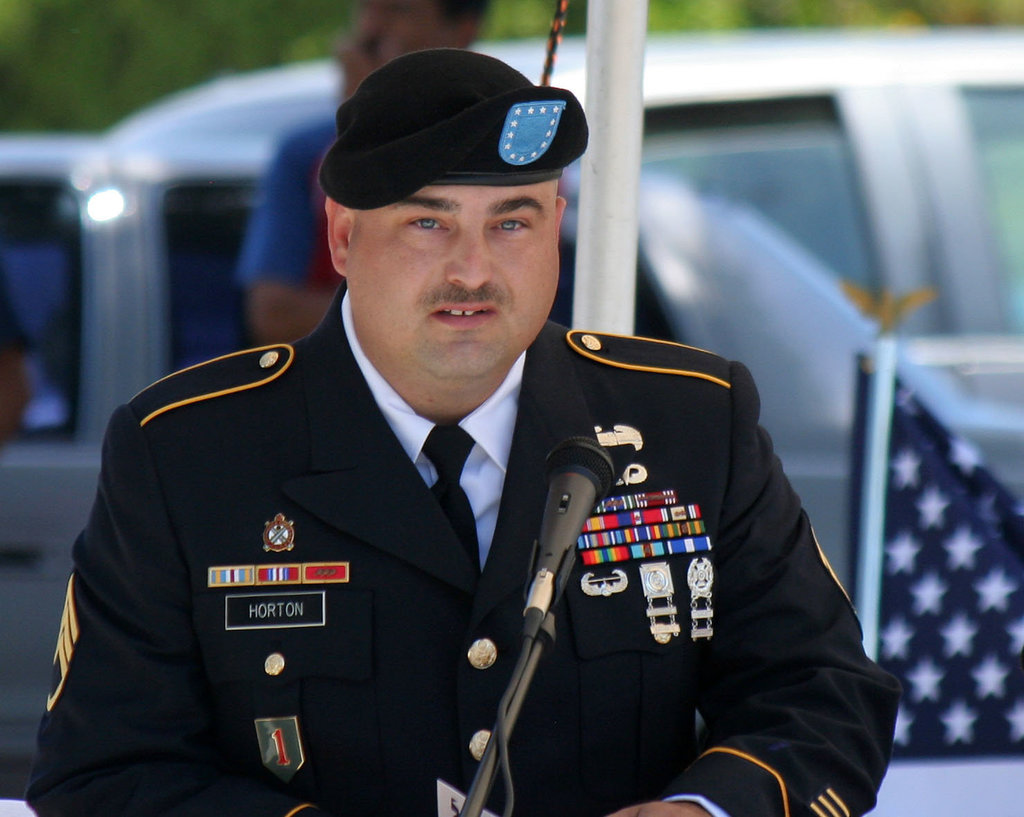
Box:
(459, 547, 577, 817)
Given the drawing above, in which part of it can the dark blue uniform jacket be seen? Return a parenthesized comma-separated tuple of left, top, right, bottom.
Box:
(28, 291, 899, 817)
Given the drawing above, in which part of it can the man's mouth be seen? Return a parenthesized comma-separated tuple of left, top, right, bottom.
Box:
(442, 308, 488, 317)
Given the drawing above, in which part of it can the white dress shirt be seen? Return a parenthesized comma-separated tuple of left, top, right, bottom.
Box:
(341, 293, 520, 568)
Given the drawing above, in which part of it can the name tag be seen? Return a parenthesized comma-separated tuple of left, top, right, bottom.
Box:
(225, 591, 326, 630)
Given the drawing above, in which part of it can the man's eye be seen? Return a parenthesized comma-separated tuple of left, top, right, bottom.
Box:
(499, 219, 523, 231)
(414, 218, 439, 229)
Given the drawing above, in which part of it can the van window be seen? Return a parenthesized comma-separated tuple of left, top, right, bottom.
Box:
(962, 88, 1024, 333)
(163, 181, 253, 370)
(0, 182, 82, 436)
(642, 97, 878, 291)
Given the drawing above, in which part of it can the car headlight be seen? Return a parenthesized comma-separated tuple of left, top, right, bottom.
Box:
(85, 188, 126, 222)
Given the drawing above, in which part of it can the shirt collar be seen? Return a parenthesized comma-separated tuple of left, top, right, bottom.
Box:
(341, 291, 522, 475)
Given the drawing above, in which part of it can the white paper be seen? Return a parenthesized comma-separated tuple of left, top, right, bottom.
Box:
(436, 778, 498, 817)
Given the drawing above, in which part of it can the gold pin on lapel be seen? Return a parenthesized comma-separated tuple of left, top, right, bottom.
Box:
(263, 513, 296, 553)
(259, 350, 280, 369)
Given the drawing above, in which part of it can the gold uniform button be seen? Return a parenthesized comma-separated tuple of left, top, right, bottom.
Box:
(468, 729, 491, 761)
(581, 334, 602, 351)
(264, 652, 286, 676)
(259, 350, 280, 369)
(467, 638, 498, 670)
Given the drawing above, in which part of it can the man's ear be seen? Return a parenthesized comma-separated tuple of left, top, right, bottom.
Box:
(325, 197, 354, 276)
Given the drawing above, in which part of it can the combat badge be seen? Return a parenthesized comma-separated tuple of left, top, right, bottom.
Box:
(255, 716, 306, 782)
(263, 513, 295, 552)
(687, 557, 715, 641)
(594, 423, 648, 486)
(580, 568, 629, 597)
(594, 423, 643, 452)
(639, 562, 681, 644)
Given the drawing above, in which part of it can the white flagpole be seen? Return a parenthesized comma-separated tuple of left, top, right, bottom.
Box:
(855, 333, 899, 661)
(572, 0, 649, 333)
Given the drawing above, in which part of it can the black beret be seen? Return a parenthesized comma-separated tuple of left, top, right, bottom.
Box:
(318, 48, 588, 209)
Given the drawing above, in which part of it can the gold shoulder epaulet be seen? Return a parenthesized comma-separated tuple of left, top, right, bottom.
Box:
(566, 330, 731, 389)
(133, 345, 295, 427)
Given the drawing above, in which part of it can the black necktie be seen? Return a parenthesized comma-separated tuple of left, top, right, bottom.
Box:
(423, 424, 479, 568)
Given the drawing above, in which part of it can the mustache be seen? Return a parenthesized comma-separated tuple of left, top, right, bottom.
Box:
(423, 283, 508, 307)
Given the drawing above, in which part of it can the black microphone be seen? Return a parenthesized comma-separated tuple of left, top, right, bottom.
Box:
(524, 437, 615, 619)
(460, 439, 614, 817)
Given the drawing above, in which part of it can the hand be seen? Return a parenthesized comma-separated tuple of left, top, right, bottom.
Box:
(605, 802, 712, 817)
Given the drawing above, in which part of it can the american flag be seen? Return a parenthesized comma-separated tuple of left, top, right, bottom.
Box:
(855, 376, 1024, 757)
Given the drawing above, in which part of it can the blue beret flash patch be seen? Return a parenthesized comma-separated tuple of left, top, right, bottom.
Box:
(499, 100, 564, 165)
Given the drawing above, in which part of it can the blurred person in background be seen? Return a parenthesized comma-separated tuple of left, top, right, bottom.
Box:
(0, 252, 30, 446)
(235, 0, 489, 345)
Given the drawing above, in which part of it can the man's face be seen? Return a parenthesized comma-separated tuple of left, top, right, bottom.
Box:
(326, 181, 565, 422)
(341, 0, 480, 95)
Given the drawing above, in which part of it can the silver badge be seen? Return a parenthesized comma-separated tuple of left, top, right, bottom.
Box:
(620, 463, 649, 485)
(595, 424, 649, 487)
(639, 562, 681, 644)
(687, 557, 714, 641)
(581, 569, 629, 597)
(594, 424, 644, 451)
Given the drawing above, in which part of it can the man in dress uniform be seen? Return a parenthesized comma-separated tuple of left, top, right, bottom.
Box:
(28, 50, 899, 817)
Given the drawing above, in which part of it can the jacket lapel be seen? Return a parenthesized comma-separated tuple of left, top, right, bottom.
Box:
(470, 323, 597, 628)
(281, 292, 478, 594)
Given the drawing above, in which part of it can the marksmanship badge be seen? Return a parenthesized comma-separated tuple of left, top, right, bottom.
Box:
(639, 561, 681, 644)
(499, 101, 563, 165)
(687, 556, 715, 641)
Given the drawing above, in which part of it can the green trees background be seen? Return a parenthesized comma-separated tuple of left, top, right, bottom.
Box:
(2, 0, 1022, 132)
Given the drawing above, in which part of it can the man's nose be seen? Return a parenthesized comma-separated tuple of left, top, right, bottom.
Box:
(444, 231, 492, 290)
